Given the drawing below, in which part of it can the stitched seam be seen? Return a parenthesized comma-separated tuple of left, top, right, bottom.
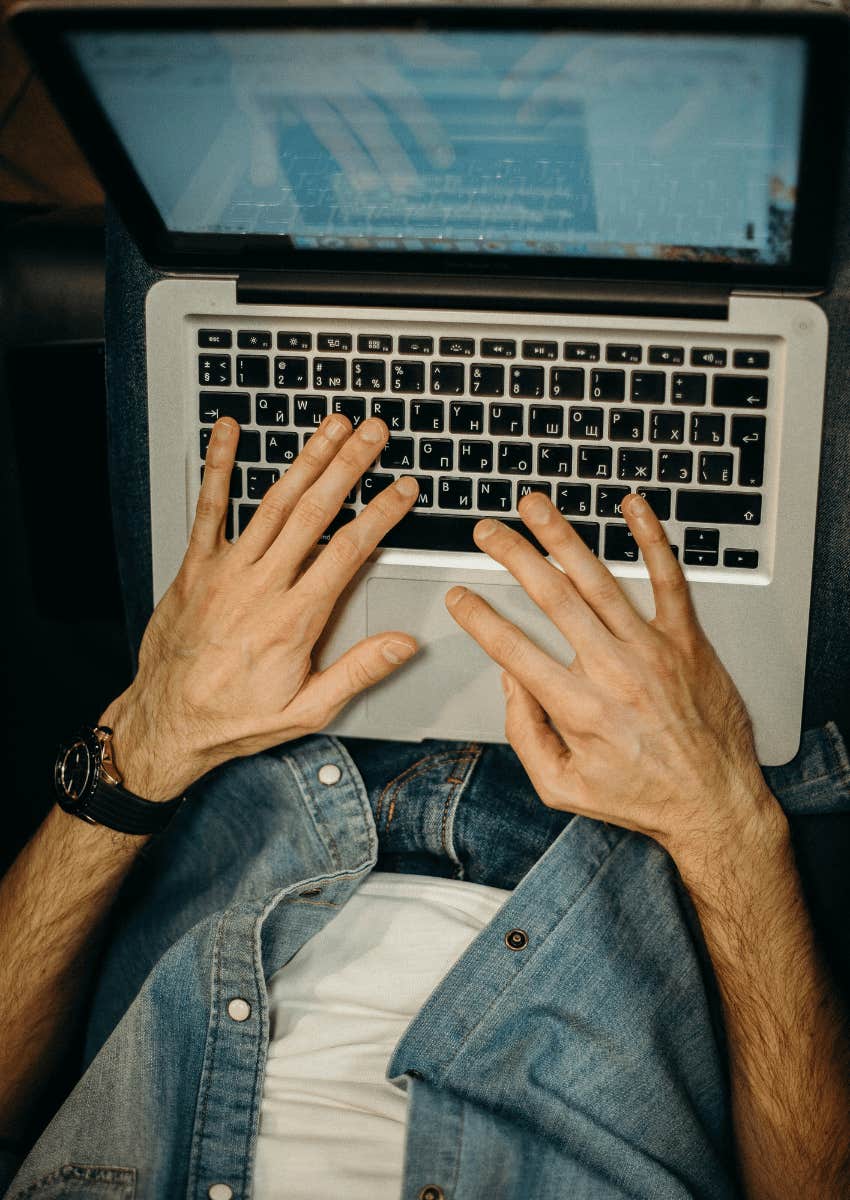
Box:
(187, 912, 227, 1200)
(376, 750, 459, 825)
(243, 910, 270, 1200)
(280, 896, 339, 909)
(440, 745, 484, 871)
(825, 720, 850, 788)
(389, 752, 479, 828)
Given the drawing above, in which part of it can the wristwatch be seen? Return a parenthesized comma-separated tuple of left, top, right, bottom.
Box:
(54, 725, 184, 835)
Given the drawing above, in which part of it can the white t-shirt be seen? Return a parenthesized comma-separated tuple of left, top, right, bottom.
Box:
(253, 871, 512, 1200)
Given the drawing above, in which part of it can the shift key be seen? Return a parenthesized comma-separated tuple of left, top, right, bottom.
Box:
(676, 490, 762, 525)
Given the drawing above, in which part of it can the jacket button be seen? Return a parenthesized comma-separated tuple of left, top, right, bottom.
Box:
(505, 928, 529, 951)
(318, 762, 342, 785)
(207, 1186, 233, 1200)
(418, 1188, 445, 1200)
(227, 998, 251, 1022)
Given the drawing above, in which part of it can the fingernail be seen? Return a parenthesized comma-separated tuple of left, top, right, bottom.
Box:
(396, 475, 418, 497)
(501, 673, 514, 697)
(628, 494, 647, 516)
(326, 416, 349, 441)
(445, 586, 467, 608)
(522, 495, 550, 523)
(214, 417, 237, 439)
(475, 518, 499, 540)
(360, 418, 385, 444)
(382, 639, 416, 664)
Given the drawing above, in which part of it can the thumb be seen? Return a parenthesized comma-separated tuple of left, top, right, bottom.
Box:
(502, 672, 571, 805)
(293, 632, 418, 726)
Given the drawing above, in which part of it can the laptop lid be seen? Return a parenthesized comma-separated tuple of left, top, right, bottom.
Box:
(9, 3, 848, 292)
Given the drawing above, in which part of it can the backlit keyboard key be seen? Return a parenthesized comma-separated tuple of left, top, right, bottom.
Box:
(509, 367, 545, 398)
(522, 340, 557, 360)
(398, 336, 433, 355)
(199, 391, 250, 424)
(278, 331, 311, 350)
(357, 334, 392, 353)
(607, 344, 642, 364)
(712, 376, 768, 409)
(480, 338, 516, 358)
(564, 342, 600, 362)
(675, 491, 762, 525)
(439, 337, 475, 356)
(237, 330, 271, 350)
(318, 333, 352, 352)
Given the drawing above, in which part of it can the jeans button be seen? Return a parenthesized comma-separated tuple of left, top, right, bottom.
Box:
(418, 1187, 445, 1200)
(318, 762, 342, 785)
(227, 998, 251, 1022)
(504, 928, 529, 951)
(207, 1186, 233, 1200)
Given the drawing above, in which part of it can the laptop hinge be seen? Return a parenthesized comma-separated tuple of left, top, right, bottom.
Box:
(236, 270, 730, 320)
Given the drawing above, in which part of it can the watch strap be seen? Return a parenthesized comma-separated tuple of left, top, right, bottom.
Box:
(82, 776, 184, 835)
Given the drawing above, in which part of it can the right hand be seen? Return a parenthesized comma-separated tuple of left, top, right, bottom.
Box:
(100, 413, 420, 800)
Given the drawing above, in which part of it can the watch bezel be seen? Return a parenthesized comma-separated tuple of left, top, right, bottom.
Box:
(54, 726, 103, 815)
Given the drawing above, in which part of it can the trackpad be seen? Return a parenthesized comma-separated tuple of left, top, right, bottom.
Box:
(365, 576, 572, 738)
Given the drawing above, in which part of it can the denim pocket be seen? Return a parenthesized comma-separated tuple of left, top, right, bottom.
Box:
(10, 1164, 136, 1199)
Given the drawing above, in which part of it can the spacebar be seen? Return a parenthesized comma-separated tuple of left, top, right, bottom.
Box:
(378, 513, 546, 554)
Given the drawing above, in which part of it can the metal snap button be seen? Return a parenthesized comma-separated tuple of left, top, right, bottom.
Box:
(317, 762, 342, 785)
(208, 1185, 233, 1200)
(418, 1187, 445, 1200)
(226, 998, 251, 1022)
(505, 928, 529, 951)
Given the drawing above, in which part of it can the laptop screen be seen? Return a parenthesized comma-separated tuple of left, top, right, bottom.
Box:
(66, 26, 806, 268)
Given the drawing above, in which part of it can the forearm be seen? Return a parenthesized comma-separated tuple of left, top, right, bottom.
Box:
(0, 805, 149, 1140)
(677, 799, 850, 1200)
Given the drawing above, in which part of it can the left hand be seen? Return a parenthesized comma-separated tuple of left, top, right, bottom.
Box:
(445, 491, 783, 870)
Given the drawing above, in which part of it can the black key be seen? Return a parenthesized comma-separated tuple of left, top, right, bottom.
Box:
(317, 507, 357, 544)
(650, 410, 685, 444)
(391, 361, 425, 393)
(469, 364, 504, 397)
(438, 476, 474, 510)
(691, 347, 727, 367)
(449, 401, 485, 434)
(577, 446, 612, 480)
(510, 366, 544, 399)
(478, 479, 512, 512)
(278, 331, 311, 351)
(537, 443, 572, 476)
(199, 329, 232, 349)
(684, 528, 719, 552)
(226, 504, 234, 541)
(683, 549, 718, 567)
(671, 374, 706, 406)
(431, 362, 464, 395)
(634, 486, 671, 520)
(596, 486, 630, 518)
(609, 409, 644, 442)
(313, 358, 347, 391)
(196, 431, 213, 464)
(698, 452, 734, 486)
(439, 337, 475, 357)
(237, 330, 271, 350)
(522, 340, 557, 360)
(648, 345, 684, 366)
(256, 394, 288, 425)
(517, 481, 552, 503)
(410, 401, 444, 432)
(617, 448, 652, 482)
(731, 415, 767, 487)
(199, 391, 250, 425)
(458, 440, 493, 472)
(676, 491, 762, 525)
(690, 413, 725, 446)
(200, 464, 243, 499)
(357, 334, 392, 354)
(658, 450, 693, 482)
(568, 407, 604, 440)
(489, 404, 524, 436)
(377, 512, 546, 554)
(631, 372, 665, 405)
(230, 431, 261, 463)
(570, 522, 600, 554)
(529, 406, 564, 438)
(361, 472, 395, 500)
(604, 523, 640, 562)
(246, 467, 280, 500)
(352, 359, 387, 392)
(275, 356, 308, 388)
(332, 396, 366, 428)
(293, 394, 327, 427)
(564, 342, 600, 362)
(480, 338, 516, 358)
(381, 437, 415, 470)
(372, 398, 405, 430)
(413, 476, 434, 508)
(549, 367, 584, 400)
(733, 350, 770, 370)
(589, 369, 625, 402)
(724, 548, 759, 569)
(556, 483, 592, 516)
(419, 439, 453, 470)
(498, 442, 533, 475)
(712, 376, 768, 410)
(236, 355, 270, 389)
(398, 335, 433, 355)
(198, 355, 231, 387)
(318, 332, 352, 352)
(607, 344, 642, 364)
(238, 503, 259, 533)
(265, 431, 299, 464)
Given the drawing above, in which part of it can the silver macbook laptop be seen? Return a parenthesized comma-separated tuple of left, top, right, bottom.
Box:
(12, 2, 848, 764)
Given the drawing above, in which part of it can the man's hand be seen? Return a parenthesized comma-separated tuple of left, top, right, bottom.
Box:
(445, 489, 782, 874)
(102, 413, 419, 800)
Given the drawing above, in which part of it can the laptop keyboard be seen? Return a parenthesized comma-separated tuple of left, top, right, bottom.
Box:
(195, 322, 772, 573)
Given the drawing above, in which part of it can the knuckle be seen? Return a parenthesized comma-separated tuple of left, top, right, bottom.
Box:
(492, 630, 524, 664)
(346, 655, 378, 693)
(298, 444, 327, 473)
(194, 494, 221, 522)
(325, 529, 362, 569)
(586, 573, 622, 610)
(297, 495, 332, 529)
(367, 492, 401, 523)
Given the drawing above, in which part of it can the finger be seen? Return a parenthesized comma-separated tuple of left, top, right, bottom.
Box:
(517, 492, 649, 642)
(268, 417, 391, 583)
(189, 417, 239, 557)
(234, 414, 352, 562)
(444, 585, 577, 718)
(472, 514, 616, 658)
(294, 474, 420, 622)
(621, 493, 698, 634)
(287, 631, 419, 731)
(502, 672, 574, 809)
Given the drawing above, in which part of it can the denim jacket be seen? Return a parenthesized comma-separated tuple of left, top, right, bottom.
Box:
(3, 725, 849, 1200)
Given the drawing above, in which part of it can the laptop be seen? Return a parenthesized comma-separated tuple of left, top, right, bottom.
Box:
(11, 2, 848, 765)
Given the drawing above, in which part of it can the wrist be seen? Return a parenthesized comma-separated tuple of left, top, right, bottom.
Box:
(98, 693, 206, 802)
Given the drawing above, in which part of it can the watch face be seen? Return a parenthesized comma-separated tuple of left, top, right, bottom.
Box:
(56, 736, 96, 802)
